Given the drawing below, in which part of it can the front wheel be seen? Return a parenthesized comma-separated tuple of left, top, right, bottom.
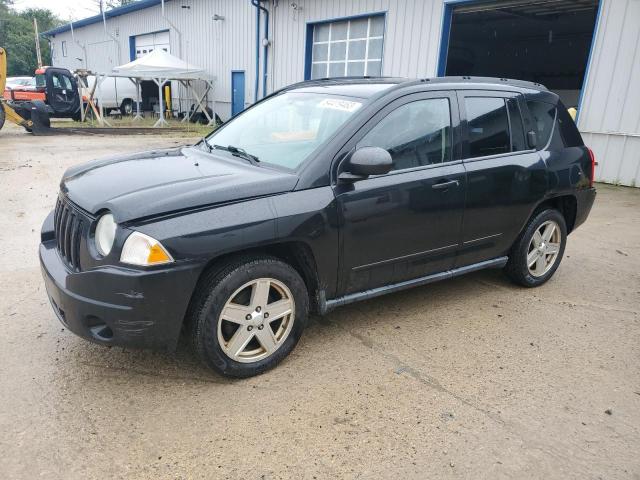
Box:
(504, 209, 567, 287)
(0, 102, 5, 131)
(189, 257, 309, 378)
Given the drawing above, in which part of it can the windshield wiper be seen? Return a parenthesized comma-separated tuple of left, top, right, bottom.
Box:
(213, 144, 260, 164)
(201, 137, 213, 152)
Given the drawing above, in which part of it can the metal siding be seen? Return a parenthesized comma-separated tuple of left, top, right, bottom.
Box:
(271, 0, 445, 90)
(578, 0, 640, 186)
(46, 0, 639, 186)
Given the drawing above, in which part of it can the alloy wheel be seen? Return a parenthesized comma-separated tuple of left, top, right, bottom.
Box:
(217, 278, 295, 363)
(527, 220, 561, 277)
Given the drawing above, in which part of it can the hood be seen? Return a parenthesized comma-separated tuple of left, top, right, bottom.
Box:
(61, 147, 299, 223)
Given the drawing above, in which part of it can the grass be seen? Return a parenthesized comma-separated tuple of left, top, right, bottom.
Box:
(51, 116, 217, 138)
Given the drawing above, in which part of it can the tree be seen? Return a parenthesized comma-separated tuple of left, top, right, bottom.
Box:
(92, 0, 139, 15)
(0, 3, 63, 75)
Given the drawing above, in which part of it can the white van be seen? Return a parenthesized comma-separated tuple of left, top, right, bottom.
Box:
(81, 76, 138, 115)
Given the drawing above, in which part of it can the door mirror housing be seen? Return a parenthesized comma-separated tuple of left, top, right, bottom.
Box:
(340, 146, 393, 181)
(527, 130, 538, 149)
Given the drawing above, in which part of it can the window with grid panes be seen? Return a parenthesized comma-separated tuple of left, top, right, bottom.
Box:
(310, 15, 385, 79)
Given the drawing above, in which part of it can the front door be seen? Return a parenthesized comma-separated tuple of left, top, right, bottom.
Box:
(231, 71, 245, 117)
(46, 69, 79, 116)
(334, 92, 466, 295)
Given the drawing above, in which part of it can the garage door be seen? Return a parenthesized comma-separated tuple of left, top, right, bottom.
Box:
(135, 31, 170, 58)
(441, 0, 599, 108)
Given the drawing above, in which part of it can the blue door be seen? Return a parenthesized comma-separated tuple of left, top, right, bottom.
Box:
(231, 71, 245, 116)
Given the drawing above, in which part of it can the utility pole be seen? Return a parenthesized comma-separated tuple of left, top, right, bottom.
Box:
(33, 18, 42, 68)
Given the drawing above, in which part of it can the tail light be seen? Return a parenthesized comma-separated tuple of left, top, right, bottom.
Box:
(587, 147, 596, 187)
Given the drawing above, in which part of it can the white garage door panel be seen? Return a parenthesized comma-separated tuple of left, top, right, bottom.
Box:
(135, 31, 170, 58)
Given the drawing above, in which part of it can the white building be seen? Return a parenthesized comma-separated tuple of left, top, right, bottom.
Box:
(44, 0, 640, 186)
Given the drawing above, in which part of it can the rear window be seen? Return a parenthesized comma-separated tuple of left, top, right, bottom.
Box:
(465, 97, 510, 157)
(526, 100, 556, 149)
(556, 101, 584, 147)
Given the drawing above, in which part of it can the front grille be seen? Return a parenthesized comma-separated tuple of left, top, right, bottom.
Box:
(54, 196, 89, 271)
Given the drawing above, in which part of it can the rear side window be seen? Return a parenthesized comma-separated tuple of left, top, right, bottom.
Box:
(465, 97, 510, 157)
(526, 100, 556, 149)
(506, 98, 526, 152)
(556, 101, 584, 147)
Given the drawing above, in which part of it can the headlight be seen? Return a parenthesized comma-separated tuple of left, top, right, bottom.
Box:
(95, 213, 117, 256)
(120, 231, 173, 266)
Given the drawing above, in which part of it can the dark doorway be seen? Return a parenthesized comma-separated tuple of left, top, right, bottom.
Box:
(140, 80, 171, 115)
(442, 0, 599, 108)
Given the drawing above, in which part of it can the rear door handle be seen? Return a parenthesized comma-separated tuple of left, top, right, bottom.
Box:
(432, 179, 460, 190)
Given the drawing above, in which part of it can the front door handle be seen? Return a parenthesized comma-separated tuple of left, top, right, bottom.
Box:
(432, 179, 460, 190)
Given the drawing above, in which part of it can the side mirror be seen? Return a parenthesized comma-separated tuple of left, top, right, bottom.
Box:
(527, 130, 538, 149)
(339, 146, 393, 181)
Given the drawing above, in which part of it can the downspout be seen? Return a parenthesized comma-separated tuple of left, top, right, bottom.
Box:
(260, 2, 269, 98)
(251, 0, 260, 102)
(161, 0, 183, 58)
(102, 8, 122, 65)
(70, 21, 88, 69)
(251, 0, 269, 99)
(162, 0, 184, 116)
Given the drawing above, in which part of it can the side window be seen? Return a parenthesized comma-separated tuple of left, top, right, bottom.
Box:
(465, 97, 510, 157)
(52, 74, 61, 88)
(60, 75, 73, 90)
(357, 98, 452, 171)
(507, 98, 526, 152)
(526, 100, 556, 149)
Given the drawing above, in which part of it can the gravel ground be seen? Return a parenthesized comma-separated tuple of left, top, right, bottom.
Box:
(1, 122, 639, 479)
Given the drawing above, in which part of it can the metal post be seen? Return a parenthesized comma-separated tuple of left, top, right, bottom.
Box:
(153, 78, 168, 127)
(33, 18, 42, 68)
(98, 74, 105, 126)
(135, 79, 142, 121)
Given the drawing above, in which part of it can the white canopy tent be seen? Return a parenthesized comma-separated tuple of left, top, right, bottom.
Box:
(107, 50, 217, 127)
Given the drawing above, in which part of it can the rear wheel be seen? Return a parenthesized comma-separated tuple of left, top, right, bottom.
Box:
(120, 99, 133, 116)
(504, 209, 567, 287)
(189, 257, 309, 377)
(0, 103, 5, 131)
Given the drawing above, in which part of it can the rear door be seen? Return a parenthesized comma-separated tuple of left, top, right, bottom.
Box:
(334, 91, 467, 295)
(455, 90, 547, 268)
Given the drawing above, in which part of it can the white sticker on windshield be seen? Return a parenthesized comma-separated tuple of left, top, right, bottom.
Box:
(318, 98, 362, 113)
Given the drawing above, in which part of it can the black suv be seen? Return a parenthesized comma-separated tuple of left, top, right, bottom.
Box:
(40, 77, 596, 377)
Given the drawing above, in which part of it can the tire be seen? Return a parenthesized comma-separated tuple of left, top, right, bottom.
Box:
(504, 208, 567, 287)
(0, 103, 5, 131)
(189, 256, 309, 378)
(120, 99, 133, 116)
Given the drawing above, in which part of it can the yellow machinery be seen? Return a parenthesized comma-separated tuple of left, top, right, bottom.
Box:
(0, 47, 36, 132)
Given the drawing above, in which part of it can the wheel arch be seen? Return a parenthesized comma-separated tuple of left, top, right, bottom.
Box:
(186, 241, 322, 325)
(533, 194, 578, 233)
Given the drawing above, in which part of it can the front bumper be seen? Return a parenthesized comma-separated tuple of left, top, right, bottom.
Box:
(39, 212, 203, 351)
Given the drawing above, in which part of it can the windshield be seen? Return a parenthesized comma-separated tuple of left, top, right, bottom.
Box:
(206, 92, 363, 169)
